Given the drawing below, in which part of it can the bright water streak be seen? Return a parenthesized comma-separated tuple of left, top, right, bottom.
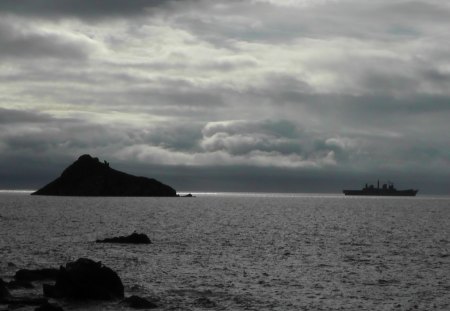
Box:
(0, 192, 449, 310)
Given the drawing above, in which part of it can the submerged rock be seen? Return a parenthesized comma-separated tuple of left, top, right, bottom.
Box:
(43, 258, 124, 300)
(2, 297, 48, 306)
(32, 154, 177, 197)
(0, 278, 10, 299)
(122, 295, 158, 309)
(1, 277, 47, 306)
(7, 280, 34, 289)
(14, 268, 59, 281)
(181, 193, 195, 197)
(35, 302, 64, 311)
(96, 232, 151, 244)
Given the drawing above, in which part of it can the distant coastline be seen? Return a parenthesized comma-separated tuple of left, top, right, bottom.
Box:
(2, 189, 450, 197)
(3, 190, 450, 197)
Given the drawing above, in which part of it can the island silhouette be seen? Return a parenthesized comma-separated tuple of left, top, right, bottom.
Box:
(32, 154, 177, 197)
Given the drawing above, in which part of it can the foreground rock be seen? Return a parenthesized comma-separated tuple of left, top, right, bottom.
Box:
(43, 258, 124, 300)
(0, 279, 10, 299)
(32, 154, 177, 197)
(15, 268, 59, 281)
(1, 296, 48, 306)
(1, 277, 47, 306)
(122, 295, 158, 309)
(96, 232, 151, 244)
(35, 302, 64, 311)
(181, 193, 195, 197)
(7, 280, 34, 289)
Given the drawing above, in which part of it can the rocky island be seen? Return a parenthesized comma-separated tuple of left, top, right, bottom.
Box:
(32, 154, 177, 197)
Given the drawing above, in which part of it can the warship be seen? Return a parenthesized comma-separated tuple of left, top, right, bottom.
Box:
(343, 180, 418, 196)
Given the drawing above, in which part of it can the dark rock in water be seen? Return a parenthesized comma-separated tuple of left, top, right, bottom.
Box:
(7, 280, 34, 289)
(35, 302, 64, 311)
(122, 295, 158, 309)
(0, 278, 10, 299)
(182, 193, 195, 197)
(1, 297, 47, 306)
(15, 268, 59, 281)
(1, 278, 48, 306)
(1, 278, 50, 309)
(32, 154, 177, 197)
(43, 258, 124, 300)
(96, 232, 151, 244)
(194, 297, 216, 308)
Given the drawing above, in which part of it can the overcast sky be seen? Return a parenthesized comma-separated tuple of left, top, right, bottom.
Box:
(0, 0, 449, 194)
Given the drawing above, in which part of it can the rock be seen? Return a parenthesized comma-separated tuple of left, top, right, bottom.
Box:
(35, 302, 64, 311)
(32, 154, 177, 197)
(1, 297, 48, 306)
(122, 295, 158, 309)
(7, 280, 34, 289)
(96, 232, 151, 244)
(43, 258, 124, 300)
(2, 278, 50, 307)
(1, 278, 49, 306)
(182, 193, 194, 197)
(42, 284, 55, 297)
(14, 268, 59, 281)
(0, 278, 10, 299)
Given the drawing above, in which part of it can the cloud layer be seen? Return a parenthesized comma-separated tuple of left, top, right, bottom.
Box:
(0, 0, 449, 193)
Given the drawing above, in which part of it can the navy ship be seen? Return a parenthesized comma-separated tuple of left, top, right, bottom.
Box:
(343, 180, 418, 196)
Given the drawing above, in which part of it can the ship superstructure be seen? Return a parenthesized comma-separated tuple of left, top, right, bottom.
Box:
(343, 180, 418, 196)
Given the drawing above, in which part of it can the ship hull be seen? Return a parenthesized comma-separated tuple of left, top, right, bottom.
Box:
(343, 189, 418, 196)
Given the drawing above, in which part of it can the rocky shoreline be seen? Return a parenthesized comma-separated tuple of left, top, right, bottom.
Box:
(1, 233, 161, 310)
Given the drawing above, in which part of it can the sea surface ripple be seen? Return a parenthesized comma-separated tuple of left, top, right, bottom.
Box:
(0, 193, 449, 310)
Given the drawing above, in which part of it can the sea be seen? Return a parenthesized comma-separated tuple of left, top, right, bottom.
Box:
(0, 191, 449, 311)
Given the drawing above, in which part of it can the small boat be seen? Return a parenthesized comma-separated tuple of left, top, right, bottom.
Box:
(343, 180, 418, 196)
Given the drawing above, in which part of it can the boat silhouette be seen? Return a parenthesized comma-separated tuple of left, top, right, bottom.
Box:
(343, 180, 418, 196)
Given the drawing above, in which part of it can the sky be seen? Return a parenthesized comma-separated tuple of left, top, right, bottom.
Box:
(0, 0, 449, 194)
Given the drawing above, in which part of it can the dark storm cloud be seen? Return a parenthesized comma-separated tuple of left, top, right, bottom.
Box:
(0, 0, 184, 18)
(0, 109, 114, 154)
(0, 108, 53, 124)
(249, 71, 450, 115)
(0, 0, 449, 194)
(265, 90, 450, 118)
(0, 107, 447, 193)
(0, 107, 202, 161)
(133, 123, 204, 151)
(126, 85, 227, 110)
(171, 0, 450, 47)
(0, 18, 92, 59)
(379, 1, 450, 22)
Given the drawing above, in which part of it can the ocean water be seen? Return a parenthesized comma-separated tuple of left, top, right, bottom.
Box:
(0, 192, 449, 310)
